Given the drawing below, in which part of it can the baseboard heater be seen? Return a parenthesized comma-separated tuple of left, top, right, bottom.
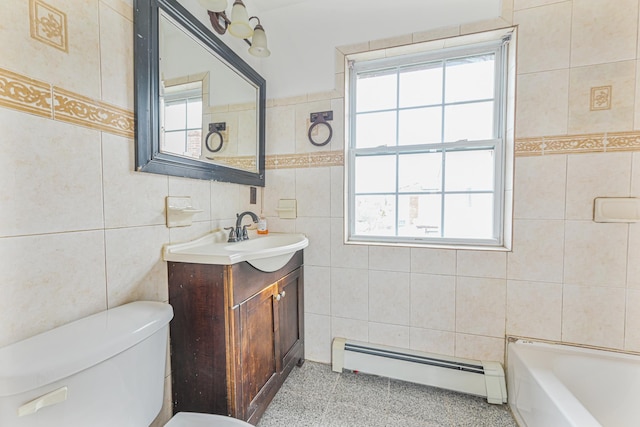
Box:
(331, 338, 507, 404)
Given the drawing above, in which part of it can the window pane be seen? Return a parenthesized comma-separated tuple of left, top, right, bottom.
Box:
(445, 149, 494, 191)
(348, 34, 510, 246)
(164, 101, 186, 131)
(163, 130, 186, 154)
(356, 72, 397, 112)
(443, 193, 494, 239)
(355, 111, 397, 148)
(399, 63, 443, 108)
(398, 107, 442, 145)
(445, 54, 495, 103)
(186, 99, 202, 129)
(443, 101, 494, 142)
(355, 195, 396, 236)
(355, 155, 396, 193)
(399, 152, 442, 192)
(398, 194, 441, 237)
(185, 129, 202, 158)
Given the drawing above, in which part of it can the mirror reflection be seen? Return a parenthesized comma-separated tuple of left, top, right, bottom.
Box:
(159, 12, 259, 173)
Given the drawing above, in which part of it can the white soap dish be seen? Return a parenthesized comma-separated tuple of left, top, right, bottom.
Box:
(275, 199, 297, 219)
(593, 197, 640, 223)
(166, 196, 203, 227)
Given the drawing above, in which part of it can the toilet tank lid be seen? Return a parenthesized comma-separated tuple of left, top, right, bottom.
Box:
(0, 301, 174, 397)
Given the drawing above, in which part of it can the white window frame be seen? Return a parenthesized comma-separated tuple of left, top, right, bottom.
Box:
(345, 30, 514, 249)
(161, 81, 203, 158)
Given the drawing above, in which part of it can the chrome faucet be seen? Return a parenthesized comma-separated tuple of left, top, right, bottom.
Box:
(234, 211, 259, 241)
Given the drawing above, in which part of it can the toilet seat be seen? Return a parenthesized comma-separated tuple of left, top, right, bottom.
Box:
(165, 412, 253, 427)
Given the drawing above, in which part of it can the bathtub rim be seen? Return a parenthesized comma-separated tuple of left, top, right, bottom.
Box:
(506, 336, 640, 359)
(506, 338, 640, 427)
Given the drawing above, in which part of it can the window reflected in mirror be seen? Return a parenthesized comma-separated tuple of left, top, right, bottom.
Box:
(158, 11, 259, 173)
(134, 0, 265, 185)
(161, 80, 204, 159)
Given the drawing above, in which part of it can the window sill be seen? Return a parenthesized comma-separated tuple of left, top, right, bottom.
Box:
(345, 237, 512, 252)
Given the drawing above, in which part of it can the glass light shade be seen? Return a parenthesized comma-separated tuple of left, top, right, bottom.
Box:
(248, 25, 270, 57)
(229, 1, 253, 38)
(198, 0, 227, 12)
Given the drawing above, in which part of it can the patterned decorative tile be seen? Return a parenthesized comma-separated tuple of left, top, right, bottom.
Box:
(212, 155, 257, 172)
(590, 85, 612, 111)
(264, 155, 278, 169)
(0, 67, 52, 118)
(605, 132, 640, 152)
(2, 66, 640, 163)
(53, 86, 134, 138)
(264, 151, 346, 170)
(200, 153, 312, 173)
(514, 131, 640, 156)
(29, 0, 68, 52)
(309, 150, 344, 167)
(274, 153, 310, 169)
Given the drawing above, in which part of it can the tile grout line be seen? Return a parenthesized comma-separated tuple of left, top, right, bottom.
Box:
(316, 368, 342, 426)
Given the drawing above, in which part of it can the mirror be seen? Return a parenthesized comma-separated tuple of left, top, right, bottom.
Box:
(134, 0, 266, 186)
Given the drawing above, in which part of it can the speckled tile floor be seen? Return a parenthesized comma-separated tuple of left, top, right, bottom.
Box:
(257, 362, 517, 427)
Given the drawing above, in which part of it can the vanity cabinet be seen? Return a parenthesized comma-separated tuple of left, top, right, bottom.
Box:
(168, 251, 304, 425)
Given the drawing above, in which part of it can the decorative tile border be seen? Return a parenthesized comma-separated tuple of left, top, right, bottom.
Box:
(515, 131, 640, 157)
(271, 153, 310, 169)
(217, 151, 344, 170)
(53, 87, 134, 138)
(263, 151, 344, 169)
(0, 68, 134, 138)
(29, 0, 68, 53)
(309, 150, 344, 167)
(2, 69, 639, 163)
(0, 67, 52, 118)
(213, 156, 257, 171)
(604, 132, 640, 152)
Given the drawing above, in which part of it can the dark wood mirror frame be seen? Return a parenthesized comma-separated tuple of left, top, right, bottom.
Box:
(134, 0, 266, 186)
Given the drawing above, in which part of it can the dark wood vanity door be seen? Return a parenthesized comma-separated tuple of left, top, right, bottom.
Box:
(168, 262, 229, 416)
(168, 252, 305, 425)
(277, 267, 304, 375)
(239, 282, 280, 423)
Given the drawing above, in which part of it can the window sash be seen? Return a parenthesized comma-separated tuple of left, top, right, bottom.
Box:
(347, 37, 509, 247)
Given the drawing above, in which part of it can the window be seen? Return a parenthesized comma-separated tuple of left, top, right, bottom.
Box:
(161, 81, 203, 159)
(346, 31, 514, 248)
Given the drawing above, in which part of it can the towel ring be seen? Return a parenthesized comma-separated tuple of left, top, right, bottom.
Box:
(308, 111, 333, 146)
(205, 122, 226, 153)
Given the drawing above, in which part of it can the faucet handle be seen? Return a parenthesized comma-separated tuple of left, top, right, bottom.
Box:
(224, 227, 238, 243)
(241, 225, 250, 240)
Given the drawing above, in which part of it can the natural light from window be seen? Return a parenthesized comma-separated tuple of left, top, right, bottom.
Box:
(347, 31, 514, 248)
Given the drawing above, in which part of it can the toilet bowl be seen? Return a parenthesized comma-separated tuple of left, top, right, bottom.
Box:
(0, 301, 253, 427)
(167, 412, 253, 426)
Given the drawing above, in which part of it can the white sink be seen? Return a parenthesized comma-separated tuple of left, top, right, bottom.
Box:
(162, 231, 309, 272)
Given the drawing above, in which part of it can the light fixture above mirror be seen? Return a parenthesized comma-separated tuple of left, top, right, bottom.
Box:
(200, 0, 271, 58)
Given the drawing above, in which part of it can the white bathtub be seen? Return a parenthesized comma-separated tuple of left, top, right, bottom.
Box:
(507, 340, 640, 427)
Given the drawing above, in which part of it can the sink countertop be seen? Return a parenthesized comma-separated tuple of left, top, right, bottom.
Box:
(162, 230, 309, 271)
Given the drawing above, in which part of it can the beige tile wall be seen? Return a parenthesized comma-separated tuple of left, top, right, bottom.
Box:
(0, 0, 255, 424)
(261, 0, 640, 365)
(3, 0, 640, 423)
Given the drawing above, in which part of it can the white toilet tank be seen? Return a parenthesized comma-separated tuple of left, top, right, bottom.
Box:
(0, 301, 174, 427)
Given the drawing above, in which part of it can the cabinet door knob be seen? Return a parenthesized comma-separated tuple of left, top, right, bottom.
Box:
(280, 291, 286, 298)
(275, 294, 281, 301)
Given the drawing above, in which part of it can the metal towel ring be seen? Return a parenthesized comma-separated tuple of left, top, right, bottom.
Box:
(308, 111, 333, 146)
(205, 122, 226, 153)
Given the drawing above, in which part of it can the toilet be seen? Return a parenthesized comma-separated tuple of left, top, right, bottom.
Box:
(0, 301, 252, 427)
